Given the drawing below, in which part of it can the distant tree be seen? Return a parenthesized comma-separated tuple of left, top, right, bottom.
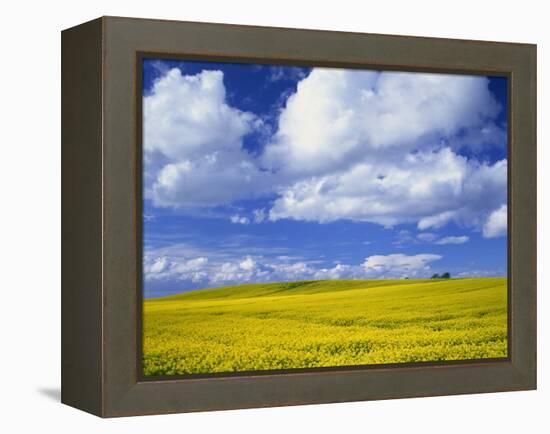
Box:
(441, 272, 451, 279)
(431, 273, 440, 279)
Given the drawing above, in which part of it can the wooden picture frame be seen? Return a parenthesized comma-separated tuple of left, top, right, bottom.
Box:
(61, 16, 536, 417)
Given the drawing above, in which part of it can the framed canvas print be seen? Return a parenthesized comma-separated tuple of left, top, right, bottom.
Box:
(61, 16, 536, 417)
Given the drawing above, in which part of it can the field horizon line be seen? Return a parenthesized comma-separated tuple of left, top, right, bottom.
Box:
(144, 276, 507, 300)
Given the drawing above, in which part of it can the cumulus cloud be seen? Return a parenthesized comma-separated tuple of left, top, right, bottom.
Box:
(263, 69, 502, 176)
(362, 253, 442, 278)
(239, 256, 256, 271)
(144, 242, 444, 292)
(269, 149, 506, 230)
(483, 204, 507, 238)
(211, 259, 268, 284)
(263, 68, 507, 233)
(144, 255, 209, 283)
(144, 66, 507, 235)
(143, 68, 270, 208)
(312, 263, 354, 280)
(230, 215, 250, 225)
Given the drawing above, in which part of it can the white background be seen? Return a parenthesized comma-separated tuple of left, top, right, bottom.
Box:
(0, 0, 546, 432)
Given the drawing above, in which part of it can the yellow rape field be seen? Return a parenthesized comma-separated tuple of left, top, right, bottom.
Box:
(142, 277, 507, 376)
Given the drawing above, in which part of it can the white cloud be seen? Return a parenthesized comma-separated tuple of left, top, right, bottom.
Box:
(144, 69, 252, 161)
(253, 208, 266, 223)
(144, 242, 444, 291)
(230, 214, 250, 225)
(144, 67, 506, 235)
(262, 68, 506, 232)
(148, 256, 169, 274)
(239, 256, 256, 271)
(313, 263, 354, 280)
(170, 257, 209, 278)
(263, 69, 502, 176)
(401, 232, 470, 245)
(435, 235, 469, 245)
(417, 210, 457, 231)
(362, 253, 442, 278)
(483, 204, 507, 238)
(269, 148, 507, 230)
(211, 261, 264, 284)
(144, 255, 209, 283)
(143, 68, 270, 208)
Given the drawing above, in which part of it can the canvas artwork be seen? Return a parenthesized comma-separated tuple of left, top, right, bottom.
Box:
(140, 58, 508, 377)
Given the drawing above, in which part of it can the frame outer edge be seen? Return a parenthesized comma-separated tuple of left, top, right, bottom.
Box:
(509, 43, 537, 390)
(523, 44, 537, 388)
(61, 17, 105, 416)
(97, 16, 537, 417)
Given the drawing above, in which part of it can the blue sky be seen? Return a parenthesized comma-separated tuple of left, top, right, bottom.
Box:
(142, 58, 508, 298)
